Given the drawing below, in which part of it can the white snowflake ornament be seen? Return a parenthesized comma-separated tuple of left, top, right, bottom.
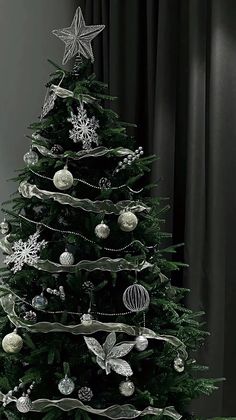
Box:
(4, 231, 47, 273)
(68, 103, 99, 150)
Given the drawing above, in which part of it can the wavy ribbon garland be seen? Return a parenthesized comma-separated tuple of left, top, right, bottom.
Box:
(19, 182, 150, 215)
(0, 391, 181, 419)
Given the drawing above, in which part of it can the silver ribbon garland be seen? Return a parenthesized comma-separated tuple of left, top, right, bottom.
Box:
(50, 84, 96, 105)
(0, 288, 188, 360)
(32, 144, 135, 161)
(0, 392, 181, 419)
(19, 182, 149, 215)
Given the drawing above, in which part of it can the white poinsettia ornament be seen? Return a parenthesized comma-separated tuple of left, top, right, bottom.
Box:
(84, 332, 135, 377)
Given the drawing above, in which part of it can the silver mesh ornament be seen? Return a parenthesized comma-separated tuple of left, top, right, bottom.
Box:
(59, 250, 75, 266)
(78, 386, 93, 401)
(16, 395, 32, 413)
(58, 375, 75, 395)
(23, 150, 39, 166)
(123, 284, 150, 312)
(119, 379, 135, 397)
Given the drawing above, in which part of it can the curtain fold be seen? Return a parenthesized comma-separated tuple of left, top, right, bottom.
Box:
(77, 0, 236, 416)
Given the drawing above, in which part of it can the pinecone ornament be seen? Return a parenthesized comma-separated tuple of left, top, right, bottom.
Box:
(78, 386, 93, 401)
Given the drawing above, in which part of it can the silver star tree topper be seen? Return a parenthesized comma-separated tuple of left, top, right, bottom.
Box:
(52, 7, 105, 65)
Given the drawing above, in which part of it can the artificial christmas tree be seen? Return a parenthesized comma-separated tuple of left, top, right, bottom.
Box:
(0, 7, 219, 420)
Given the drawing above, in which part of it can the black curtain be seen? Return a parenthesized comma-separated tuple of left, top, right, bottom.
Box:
(76, 0, 236, 417)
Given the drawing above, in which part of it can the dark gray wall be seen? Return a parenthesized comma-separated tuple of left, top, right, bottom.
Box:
(0, 0, 77, 205)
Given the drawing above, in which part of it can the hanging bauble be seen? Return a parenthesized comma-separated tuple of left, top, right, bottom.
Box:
(59, 249, 75, 266)
(16, 395, 32, 413)
(80, 313, 93, 326)
(51, 144, 64, 154)
(135, 335, 148, 351)
(2, 331, 23, 354)
(78, 386, 93, 401)
(174, 356, 185, 373)
(98, 177, 111, 190)
(32, 294, 48, 310)
(119, 379, 135, 397)
(94, 221, 110, 239)
(118, 211, 138, 232)
(123, 284, 150, 312)
(0, 219, 11, 235)
(53, 167, 74, 190)
(58, 375, 75, 395)
(23, 150, 39, 166)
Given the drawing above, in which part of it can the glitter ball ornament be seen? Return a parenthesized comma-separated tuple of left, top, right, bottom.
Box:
(59, 250, 75, 266)
(58, 375, 75, 395)
(118, 211, 138, 232)
(32, 294, 48, 310)
(119, 380, 135, 397)
(51, 144, 64, 154)
(135, 335, 148, 351)
(78, 386, 93, 401)
(2, 331, 23, 353)
(53, 167, 74, 190)
(95, 222, 110, 239)
(16, 395, 32, 413)
(0, 219, 10, 235)
(123, 284, 150, 312)
(23, 150, 39, 166)
(81, 313, 93, 326)
(174, 356, 185, 373)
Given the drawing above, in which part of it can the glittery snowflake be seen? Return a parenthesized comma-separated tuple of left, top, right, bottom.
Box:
(4, 231, 47, 273)
(68, 104, 99, 150)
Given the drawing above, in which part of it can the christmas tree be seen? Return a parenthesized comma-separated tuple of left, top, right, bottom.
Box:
(0, 8, 219, 420)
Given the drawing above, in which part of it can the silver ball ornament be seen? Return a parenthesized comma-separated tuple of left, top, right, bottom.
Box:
(23, 150, 39, 166)
(59, 250, 75, 266)
(95, 222, 110, 239)
(32, 294, 48, 310)
(123, 284, 150, 312)
(119, 380, 135, 397)
(16, 395, 32, 413)
(174, 356, 185, 373)
(135, 335, 148, 351)
(0, 220, 10, 235)
(118, 211, 138, 232)
(58, 375, 75, 395)
(53, 167, 74, 190)
(2, 331, 23, 354)
(80, 313, 93, 326)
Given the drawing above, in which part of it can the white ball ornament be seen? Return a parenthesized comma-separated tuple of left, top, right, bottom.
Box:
(23, 150, 39, 166)
(16, 395, 32, 413)
(53, 167, 74, 190)
(59, 250, 75, 266)
(80, 313, 93, 326)
(174, 356, 185, 373)
(118, 211, 138, 232)
(58, 375, 75, 395)
(95, 222, 110, 239)
(135, 335, 148, 351)
(2, 331, 23, 354)
(123, 284, 150, 312)
(0, 219, 10, 235)
(119, 380, 135, 397)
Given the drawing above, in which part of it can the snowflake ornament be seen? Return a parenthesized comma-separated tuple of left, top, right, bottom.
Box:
(68, 104, 99, 150)
(84, 332, 135, 377)
(4, 231, 47, 273)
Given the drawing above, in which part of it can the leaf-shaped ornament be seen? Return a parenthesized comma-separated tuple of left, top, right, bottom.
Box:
(84, 336, 105, 359)
(108, 358, 133, 377)
(103, 332, 116, 355)
(96, 356, 106, 370)
(108, 342, 135, 359)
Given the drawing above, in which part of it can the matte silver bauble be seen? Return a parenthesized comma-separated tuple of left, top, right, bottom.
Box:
(59, 250, 75, 266)
(119, 380, 135, 397)
(118, 211, 138, 232)
(135, 335, 148, 351)
(123, 284, 150, 312)
(32, 294, 48, 310)
(80, 313, 93, 326)
(53, 167, 74, 190)
(95, 222, 110, 239)
(2, 331, 23, 354)
(0, 220, 10, 235)
(23, 150, 39, 166)
(58, 375, 75, 395)
(16, 395, 32, 413)
(174, 356, 185, 373)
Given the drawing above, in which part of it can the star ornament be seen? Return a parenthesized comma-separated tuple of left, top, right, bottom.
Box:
(52, 7, 105, 65)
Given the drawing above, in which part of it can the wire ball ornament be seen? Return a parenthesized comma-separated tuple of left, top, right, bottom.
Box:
(122, 284, 150, 312)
